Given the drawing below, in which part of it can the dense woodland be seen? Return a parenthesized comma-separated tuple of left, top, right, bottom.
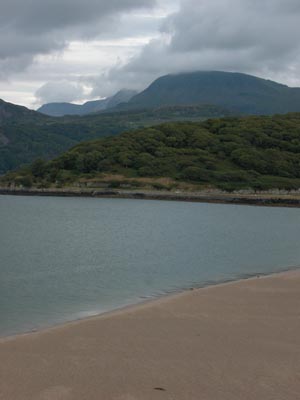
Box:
(3, 69, 300, 176)
(0, 102, 228, 174)
(3, 113, 300, 191)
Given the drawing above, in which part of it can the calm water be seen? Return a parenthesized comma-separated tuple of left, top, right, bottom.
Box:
(1, 195, 300, 337)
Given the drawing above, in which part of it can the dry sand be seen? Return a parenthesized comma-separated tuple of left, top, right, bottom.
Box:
(1, 270, 300, 400)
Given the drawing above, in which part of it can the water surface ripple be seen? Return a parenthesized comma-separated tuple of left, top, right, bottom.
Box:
(1, 195, 300, 336)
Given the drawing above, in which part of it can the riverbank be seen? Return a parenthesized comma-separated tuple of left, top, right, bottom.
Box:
(1, 269, 299, 400)
(1, 186, 300, 207)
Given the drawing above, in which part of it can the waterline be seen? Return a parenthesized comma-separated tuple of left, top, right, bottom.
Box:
(1, 195, 300, 337)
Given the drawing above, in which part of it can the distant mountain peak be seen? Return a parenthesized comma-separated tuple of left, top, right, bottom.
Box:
(38, 88, 138, 117)
(126, 70, 297, 114)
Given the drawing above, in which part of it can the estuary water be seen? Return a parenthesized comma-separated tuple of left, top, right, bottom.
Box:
(1, 195, 300, 337)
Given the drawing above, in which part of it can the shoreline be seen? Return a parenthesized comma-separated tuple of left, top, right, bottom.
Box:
(1, 187, 300, 207)
(1, 266, 298, 343)
(1, 267, 300, 399)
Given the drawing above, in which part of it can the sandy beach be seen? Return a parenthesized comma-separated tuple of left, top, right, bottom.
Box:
(1, 270, 300, 400)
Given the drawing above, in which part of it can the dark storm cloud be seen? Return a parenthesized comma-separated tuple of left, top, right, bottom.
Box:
(1, 0, 156, 34)
(102, 0, 300, 94)
(0, 0, 155, 74)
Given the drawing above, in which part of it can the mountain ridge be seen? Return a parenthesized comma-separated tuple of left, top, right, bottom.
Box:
(0, 98, 45, 123)
(38, 89, 137, 117)
(3, 69, 300, 175)
(124, 71, 300, 115)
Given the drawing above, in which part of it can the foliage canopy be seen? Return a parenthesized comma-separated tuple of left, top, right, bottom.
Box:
(3, 113, 300, 191)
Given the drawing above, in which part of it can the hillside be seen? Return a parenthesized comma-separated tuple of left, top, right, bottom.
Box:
(125, 71, 300, 115)
(38, 89, 137, 117)
(0, 101, 228, 174)
(3, 113, 300, 192)
(37, 102, 89, 117)
(0, 99, 45, 124)
(39, 71, 300, 117)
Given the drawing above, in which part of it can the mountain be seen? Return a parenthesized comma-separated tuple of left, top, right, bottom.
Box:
(0, 99, 229, 174)
(3, 113, 300, 192)
(0, 98, 47, 149)
(125, 71, 300, 115)
(0, 98, 45, 124)
(38, 89, 137, 117)
(37, 102, 87, 117)
(0, 99, 79, 173)
(105, 90, 138, 109)
(37, 72, 300, 117)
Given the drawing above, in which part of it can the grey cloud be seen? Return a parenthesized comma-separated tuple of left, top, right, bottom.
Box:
(96, 0, 300, 95)
(0, 32, 65, 60)
(4, 0, 300, 106)
(0, 55, 34, 80)
(35, 81, 85, 104)
(0, 0, 156, 77)
(91, 13, 165, 40)
(166, 0, 300, 56)
(1, 0, 156, 34)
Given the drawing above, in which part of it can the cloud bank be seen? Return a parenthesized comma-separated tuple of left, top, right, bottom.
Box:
(2, 0, 300, 106)
(100, 0, 300, 95)
(0, 0, 155, 79)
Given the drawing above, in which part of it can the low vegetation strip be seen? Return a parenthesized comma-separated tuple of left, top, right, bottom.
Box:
(1, 187, 300, 208)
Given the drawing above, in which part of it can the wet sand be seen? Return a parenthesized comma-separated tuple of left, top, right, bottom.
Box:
(1, 270, 300, 400)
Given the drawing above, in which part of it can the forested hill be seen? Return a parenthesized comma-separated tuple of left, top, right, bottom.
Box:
(125, 71, 300, 115)
(0, 100, 229, 174)
(0, 99, 45, 124)
(3, 113, 300, 192)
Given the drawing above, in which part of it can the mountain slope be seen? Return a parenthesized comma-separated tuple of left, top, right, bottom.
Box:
(126, 71, 300, 115)
(0, 99, 45, 124)
(105, 90, 138, 109)
(3, 113, 300, 191)
(0, 100, 77, 173)
(0, 100, 229, 174)
(38, 89, 137, 117)
(37, 102, 88, 117)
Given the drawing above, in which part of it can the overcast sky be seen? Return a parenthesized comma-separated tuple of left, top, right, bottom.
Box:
(1, 0, 300, 109)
